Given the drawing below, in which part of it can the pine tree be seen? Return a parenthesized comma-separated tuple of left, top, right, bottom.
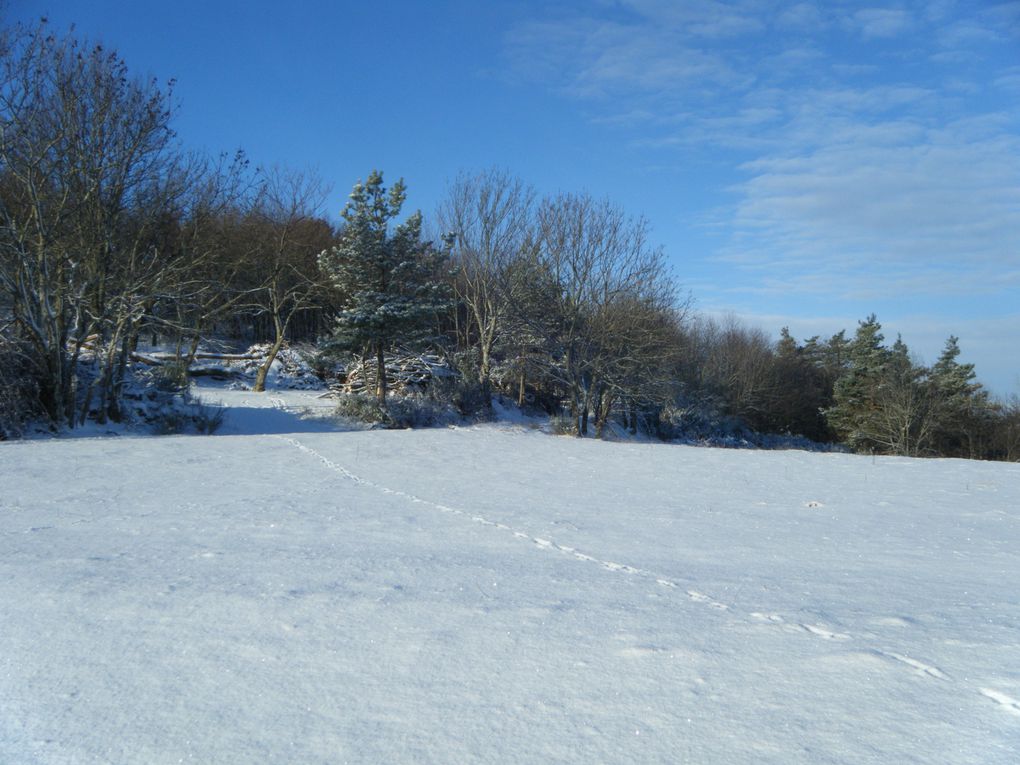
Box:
(770, 328, 834, 442)
(318, 172, 451, 405)
(826, 315, 890, 451)
(826, 318, 946, 455)
(929, 336, 990, 457)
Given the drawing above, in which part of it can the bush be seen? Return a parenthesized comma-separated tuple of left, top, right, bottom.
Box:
(150, 361, 190, 393)
(334, 392, 452, 429)
(192, 400, 226, 434)
(147, 396, 226, 435)
(550, 413, 577, 436)
(0, 334, 44, 438)
(334, 393, 389, 425)
(148, 407, 190, 435)
(427, 374, 491, 418)
(451, 380, 491, 417)
(385, 395, 448, 428)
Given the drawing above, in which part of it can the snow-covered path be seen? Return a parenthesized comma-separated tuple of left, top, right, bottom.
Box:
(2, 402, 1019, 762)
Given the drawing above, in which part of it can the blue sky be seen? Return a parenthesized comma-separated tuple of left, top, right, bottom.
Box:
(9, 0, 1019, 396)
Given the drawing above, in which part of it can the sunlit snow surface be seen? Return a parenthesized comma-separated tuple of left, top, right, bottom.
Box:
(2, 388, 1019, 763)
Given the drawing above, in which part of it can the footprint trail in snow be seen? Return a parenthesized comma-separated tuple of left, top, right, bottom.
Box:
(280, 434, 1019, 720)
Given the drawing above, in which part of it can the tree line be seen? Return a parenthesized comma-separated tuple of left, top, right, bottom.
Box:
(1, 21, 1017, 459)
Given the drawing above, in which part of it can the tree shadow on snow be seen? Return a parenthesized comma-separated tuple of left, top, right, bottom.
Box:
(211, 404, 349, 437)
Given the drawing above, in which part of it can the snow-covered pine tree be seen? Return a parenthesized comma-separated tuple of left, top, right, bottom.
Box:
(825, 315, 891, 451)
(317, 171, 451, 405)
(929, 336, 990, 457)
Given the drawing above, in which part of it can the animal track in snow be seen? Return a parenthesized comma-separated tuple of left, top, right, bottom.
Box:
(876, 651, 948, 680)
(802, 624, 851, 640)
(978, 688, 1020, 717)
(751, 612, 849, 640)
(687, 590, 729, 610)
(283, 436, 753, 622)
(279, 436, 677, 592)
(281, 434, 1005, 712)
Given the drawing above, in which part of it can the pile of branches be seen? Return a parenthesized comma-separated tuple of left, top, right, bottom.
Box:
(333, 351, 456, 396)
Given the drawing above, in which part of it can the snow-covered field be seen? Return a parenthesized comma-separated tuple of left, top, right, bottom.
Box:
(2, 387, 1019, 763)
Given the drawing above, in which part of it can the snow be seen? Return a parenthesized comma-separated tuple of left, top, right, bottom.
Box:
(2, 386, 1019, 763)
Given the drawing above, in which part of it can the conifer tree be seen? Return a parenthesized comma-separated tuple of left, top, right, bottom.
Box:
(826, 318, 943, 455)
(318, 172, 451, 405)
(826, 315, 890, 451)
(770, 328, 833, 441)
(929, 336, 990, 456)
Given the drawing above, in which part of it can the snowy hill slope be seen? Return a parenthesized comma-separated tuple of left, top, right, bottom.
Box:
(2, 395, 1019, 763)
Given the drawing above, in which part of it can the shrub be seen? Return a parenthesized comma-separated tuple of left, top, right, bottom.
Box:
(192, 400, 226, 434)
(334, 392, 452, 429)
(0, 334, 43, 438)
(427, 374, 491, 418)
(147, 396, 226, 435)
(148, 408, 190, 435)
(334, 393, 389, 425)
(150, 361, 190, 393)
(550, 413, 577, 436)
(384, 395, 447, 428)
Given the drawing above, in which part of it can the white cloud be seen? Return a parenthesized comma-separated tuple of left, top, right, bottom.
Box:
(619, 0, 766, 38)
(501, 0, 1020, 351)
(850, 8, 913, 39)
(504, 18, 738, 100)
(777, 3, 827, 31)
(729, 121, 1020, 268)
(994, 67, 1020, 92)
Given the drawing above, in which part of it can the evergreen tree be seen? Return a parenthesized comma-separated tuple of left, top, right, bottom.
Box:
(931, 336, 984, 406)
(776, 327, 799, 358)
(826, 318, 944, 456)
(929, 336, 990, 457)
(826, 315, 890, 451)
(318, 172, 451, 405)
(770, 328, 833, 442)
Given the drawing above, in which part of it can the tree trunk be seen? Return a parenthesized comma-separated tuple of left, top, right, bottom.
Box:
(253, 314, 286, 393)
(479, 340, 493, 408)
(479, 339, 491, 388)
(253, 337, 285, 392)
(592, 384, 615, 439)
(594, 388, 613, 439)
(376, 342, 388, 406)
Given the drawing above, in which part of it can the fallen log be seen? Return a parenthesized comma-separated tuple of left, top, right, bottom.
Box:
(142, 351, 261, 362)
(187, 366, 244, 378)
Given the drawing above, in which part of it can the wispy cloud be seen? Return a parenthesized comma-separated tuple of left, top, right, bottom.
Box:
(503, 0, 1020, 309)
(848, 8, 913, 39)
(776, 3, 827, 32)
(728, 118, 1020, 276)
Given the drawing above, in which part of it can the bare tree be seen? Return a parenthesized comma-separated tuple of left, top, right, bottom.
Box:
(536, 192, 677, 436)
(241, 168, 333, 392)
(0, 22, 183, 426)
(700, 316, 780, 428)
(154, 149, 259, 362)
(436, 168, 535, 399)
